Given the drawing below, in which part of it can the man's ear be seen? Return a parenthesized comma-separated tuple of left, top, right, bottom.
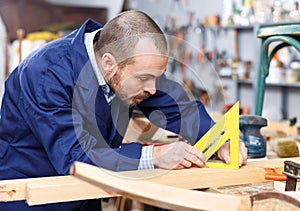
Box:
(101, 53, 117, 73)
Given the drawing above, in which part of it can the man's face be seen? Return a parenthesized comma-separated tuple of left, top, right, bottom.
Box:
(108, 54, 167, 107)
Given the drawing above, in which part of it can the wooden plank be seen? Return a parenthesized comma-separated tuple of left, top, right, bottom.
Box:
(23, 167, 264, 206)
(108, 158, 300, 190)
(0, 176, 66, 202)
(130, 167, 266, 189)
(261, 121, 299, 136)
(1, 157, 299, 206)
(245, 157, 300, 169)
(0, 177, 27, 202)
(71, 162, 251, 211)
(26, 176, 117, 206)
(0, 175, 116, 203)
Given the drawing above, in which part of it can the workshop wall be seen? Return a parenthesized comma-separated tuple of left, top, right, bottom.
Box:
(131, 0, 248, 113)
(2, 0, 300, 120)
(132, 0, 240, 58)
(131, 0, 300, 121)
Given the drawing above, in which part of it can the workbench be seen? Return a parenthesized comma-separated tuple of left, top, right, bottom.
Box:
(0, 117, 300, 211)
(0, 157, 300, 210)
(1, 119, 300, 210)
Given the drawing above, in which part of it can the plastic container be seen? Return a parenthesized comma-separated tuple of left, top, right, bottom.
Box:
(266, 60, 285, 83)
(285, 68, 299, 83)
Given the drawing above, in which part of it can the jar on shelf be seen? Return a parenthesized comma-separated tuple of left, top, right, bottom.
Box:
(267, 60, 285, 83)
(289, 1, 300, 21)
(272, 0, 284, 22)
(285, 61, 300, 83)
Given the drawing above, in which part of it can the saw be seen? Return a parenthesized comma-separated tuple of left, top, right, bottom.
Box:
(194, 101, 240, 169)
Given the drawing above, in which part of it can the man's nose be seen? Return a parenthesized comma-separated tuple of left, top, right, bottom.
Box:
(144, 81, 156, 95)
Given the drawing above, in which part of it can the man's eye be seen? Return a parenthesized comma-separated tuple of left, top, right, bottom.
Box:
(139, 77, 148, 82)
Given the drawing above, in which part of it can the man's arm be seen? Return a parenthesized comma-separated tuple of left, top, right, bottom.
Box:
(138, 74, 214, 144)
(138, 74, 247, 169)
(19, 63, 143, 174)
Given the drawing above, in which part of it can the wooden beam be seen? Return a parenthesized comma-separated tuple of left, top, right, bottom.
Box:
(142, 166, 265, 189)
(262, 121, 299, 136)
(26, 176, 118, 206)
(0, 175, 117, 204)
(70, 162, 251, 211)
(0, 176, 63, 202)
(115, 157, 300, 189)
(1, 157, 299, 206)
(244, 157, 300, 169)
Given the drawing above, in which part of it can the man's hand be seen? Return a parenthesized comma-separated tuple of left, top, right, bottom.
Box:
(152, 141, 207, 170)
(216, 141, 248, 166)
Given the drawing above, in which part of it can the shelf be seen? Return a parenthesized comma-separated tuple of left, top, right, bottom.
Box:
(222, 77, 300, 88)
(236, 79, 253, 85)
(238, 79, 300, 88)
(265, 81, 300, 88)
(258, 21, 300, 28)
(204, 21, 300, 32)
(204, 25, 253, 31)
(211, 19, 300, 118)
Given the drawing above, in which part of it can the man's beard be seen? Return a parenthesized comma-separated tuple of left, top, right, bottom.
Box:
(131, 92, 151, 106)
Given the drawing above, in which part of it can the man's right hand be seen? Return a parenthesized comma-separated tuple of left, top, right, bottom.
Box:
(152, 141, 207, 170)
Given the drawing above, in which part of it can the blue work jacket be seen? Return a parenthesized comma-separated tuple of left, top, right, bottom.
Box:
(0, 19, 213, 210)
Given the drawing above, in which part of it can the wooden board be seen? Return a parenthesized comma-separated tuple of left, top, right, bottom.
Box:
(1, 157, 300, 206)
(26, 176, 117, 206)
(70, 162, 250, 211)
(0, 175, 116, 204)
(132, 167, 266, 189)
(116, 157, 300, 189)
(244, 157, 300, 169)
(261, 121, 299, 136)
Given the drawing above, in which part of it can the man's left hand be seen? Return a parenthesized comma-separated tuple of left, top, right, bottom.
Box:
(216, 141, 248, 167)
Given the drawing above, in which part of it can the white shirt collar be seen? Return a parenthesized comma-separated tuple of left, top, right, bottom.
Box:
(84, 29, 116, 104)
(84, 28, 106, 86)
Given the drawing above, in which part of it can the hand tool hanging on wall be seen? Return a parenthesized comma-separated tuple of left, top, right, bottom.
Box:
(165, 0, 192, 79)
(180, 11, 194, 80)
(194, 22, 207, 63)
(16, 28, 25, 64)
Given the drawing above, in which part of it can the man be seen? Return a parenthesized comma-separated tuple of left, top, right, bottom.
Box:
(0, 10, 247, 210)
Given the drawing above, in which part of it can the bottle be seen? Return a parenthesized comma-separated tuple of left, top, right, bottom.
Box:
(272, 0, 283, 22)
(267, 59, 285, 83)
(239, 0, 255, 26)
(286, 61, 300, 83)
(289, 1, 300, 21)
(221, 0, 234, 26)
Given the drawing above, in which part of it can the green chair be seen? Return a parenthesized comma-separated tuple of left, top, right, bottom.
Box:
(255, 24, 300, 116)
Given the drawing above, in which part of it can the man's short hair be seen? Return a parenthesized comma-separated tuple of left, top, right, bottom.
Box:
(95, 10, 168, 68)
